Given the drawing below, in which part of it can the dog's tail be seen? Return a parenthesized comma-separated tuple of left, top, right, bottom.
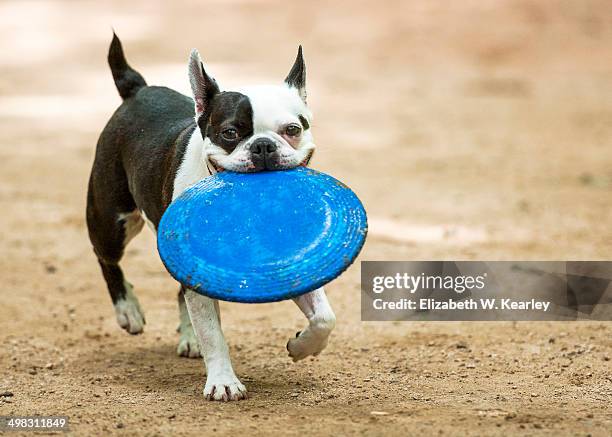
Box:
(108, 32, 147, 100)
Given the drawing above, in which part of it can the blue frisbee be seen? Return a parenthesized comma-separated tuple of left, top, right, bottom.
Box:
(157, 167, 367, 303)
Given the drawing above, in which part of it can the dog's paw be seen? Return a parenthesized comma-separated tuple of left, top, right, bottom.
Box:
(204, 372, 247, 401)
(114, 294, 145, 335)
(177, 326, 201, 358)
(287, 327, 331, 362)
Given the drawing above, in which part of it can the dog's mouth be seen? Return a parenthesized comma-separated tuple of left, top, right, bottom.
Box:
(300, 150, 314, 167)
(207, 150, 313, 174)
(207, 158, 225, 174)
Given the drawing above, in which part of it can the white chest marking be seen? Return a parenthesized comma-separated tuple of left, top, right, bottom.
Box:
(172, 130, 212, 200)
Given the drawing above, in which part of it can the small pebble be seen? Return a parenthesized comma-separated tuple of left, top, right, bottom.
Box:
(370, 411, 389, 416)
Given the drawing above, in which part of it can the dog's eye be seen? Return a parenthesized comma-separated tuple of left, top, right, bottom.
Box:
(285, 124, 302, 137)
(221, 128, 239, 141)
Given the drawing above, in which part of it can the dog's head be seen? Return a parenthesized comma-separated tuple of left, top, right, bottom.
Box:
(188, 47, 314, 174)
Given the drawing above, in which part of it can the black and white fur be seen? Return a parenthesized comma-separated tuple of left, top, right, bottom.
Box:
(86, 34, 335, 401)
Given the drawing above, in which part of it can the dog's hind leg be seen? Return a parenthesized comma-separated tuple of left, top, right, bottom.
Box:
(177, 285, 201, 358)
(86, 172, 146, 335)
(287, 287, 336, 362)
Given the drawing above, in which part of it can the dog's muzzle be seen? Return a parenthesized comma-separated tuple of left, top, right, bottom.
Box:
(250, 137, 279, 170)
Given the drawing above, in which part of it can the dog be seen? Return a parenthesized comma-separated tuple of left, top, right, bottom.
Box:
(86, 34, 336, 401)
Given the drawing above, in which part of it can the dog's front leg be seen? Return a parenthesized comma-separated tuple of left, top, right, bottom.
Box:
(287, 287, 336, 362)
(183, 288, 246, 401)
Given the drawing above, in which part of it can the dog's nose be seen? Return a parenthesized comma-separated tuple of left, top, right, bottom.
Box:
(265, 142, 277, 154)
(250, 138, 277, 156)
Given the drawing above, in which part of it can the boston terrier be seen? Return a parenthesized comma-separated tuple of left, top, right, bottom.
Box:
(86, 34, 336, 401)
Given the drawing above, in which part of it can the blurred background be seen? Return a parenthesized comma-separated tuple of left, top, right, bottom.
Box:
(1, 1, 610, 435)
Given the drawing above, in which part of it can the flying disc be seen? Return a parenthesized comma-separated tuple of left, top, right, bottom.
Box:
(157, 167, 367, 303)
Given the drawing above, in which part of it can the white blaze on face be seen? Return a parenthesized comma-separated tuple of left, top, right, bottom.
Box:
(238, 84, 315, 169)
(240, 84, 314, 150)
(241, 85, 309, 131)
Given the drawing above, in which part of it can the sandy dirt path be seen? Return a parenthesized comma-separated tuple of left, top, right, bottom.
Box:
(1, 1, 611, 435)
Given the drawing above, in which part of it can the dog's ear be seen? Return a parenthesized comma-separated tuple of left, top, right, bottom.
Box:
(284, 46, 306, 104)
(188, 49, 219, 119)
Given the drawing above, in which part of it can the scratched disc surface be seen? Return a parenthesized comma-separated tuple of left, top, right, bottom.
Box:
(157, 167, 368, 303)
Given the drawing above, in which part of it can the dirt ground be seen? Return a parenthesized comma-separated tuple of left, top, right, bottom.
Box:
(1, 0, 611, 435)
